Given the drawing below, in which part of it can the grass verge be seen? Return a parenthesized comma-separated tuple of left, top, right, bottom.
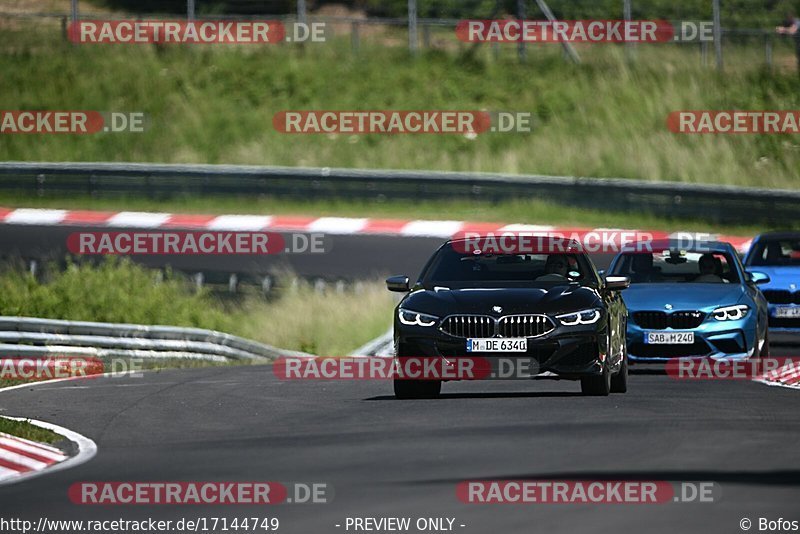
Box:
(0, 417, 62, 445)
(1, 25, 800, 188)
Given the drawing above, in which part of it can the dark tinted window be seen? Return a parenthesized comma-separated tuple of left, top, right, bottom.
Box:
(422, 245, 593, 285)
(747, 239, 800, 266)
(610, 250, 740, 284)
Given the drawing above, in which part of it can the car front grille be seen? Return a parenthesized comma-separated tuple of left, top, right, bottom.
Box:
(632, 311, 705, 329)
(763, 290, 794, 304)
(439, 315, 495, 338)
(440, 314, 554, 338)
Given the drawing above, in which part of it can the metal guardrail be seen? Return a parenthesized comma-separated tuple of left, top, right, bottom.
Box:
(0, 316, 313, 362)
(0, 161, 798, 225)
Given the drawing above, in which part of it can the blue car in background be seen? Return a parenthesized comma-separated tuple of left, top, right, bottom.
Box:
(743, 232, 800, 338)
(607, 240, 770, 363)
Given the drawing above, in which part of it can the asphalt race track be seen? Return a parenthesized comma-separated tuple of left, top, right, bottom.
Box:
(0, 224, 797, 533)
(0, 224, 619, 281)
(1, 353, 799, 534)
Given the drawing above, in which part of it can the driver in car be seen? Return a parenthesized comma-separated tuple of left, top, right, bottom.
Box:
(536, 254, 571, 281)
(694, 253, 727, 283)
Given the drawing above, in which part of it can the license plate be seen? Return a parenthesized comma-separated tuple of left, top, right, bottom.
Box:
(645, 331, 695, 345)
(466, 338, 528, 352)
(774, 306, 800, 318)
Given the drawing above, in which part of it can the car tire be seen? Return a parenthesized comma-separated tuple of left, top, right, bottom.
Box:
(394, 378, 442, 399)
(581, 364, 611, 396)
(757, 329, 770, 359)
(610, 352, 628, 394)
(610, 322, 628, 394)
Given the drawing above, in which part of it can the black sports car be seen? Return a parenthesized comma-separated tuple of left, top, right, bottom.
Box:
(386, 237, 630, 398)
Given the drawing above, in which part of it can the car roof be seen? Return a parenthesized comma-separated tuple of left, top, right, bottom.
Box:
(619, 238, 734, 254)
(752, 231, 800, 242)
(446, 235, 583, 252)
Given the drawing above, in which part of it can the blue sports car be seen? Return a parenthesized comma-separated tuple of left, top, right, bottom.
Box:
(743, 232, 800, 337)
(607, 240, 770, 363)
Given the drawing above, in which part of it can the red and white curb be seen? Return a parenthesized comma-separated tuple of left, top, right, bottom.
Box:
(0, 416, 97, 486)
(0, 430, 68, 482)
(756, 364, 800, 390)
(0, 207, 753, 253)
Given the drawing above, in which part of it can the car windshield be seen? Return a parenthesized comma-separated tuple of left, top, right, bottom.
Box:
(747, 238, 800, 266)
(421, 245, 594, 286)
(610, 250, 740, 284)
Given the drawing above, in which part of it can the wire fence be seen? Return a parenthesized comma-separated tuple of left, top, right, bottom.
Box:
(1, 0, 798, 69)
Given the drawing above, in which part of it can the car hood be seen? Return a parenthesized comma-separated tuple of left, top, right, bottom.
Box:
(747, 266, 800, 290)
(401, 285, 602, 317)
(622, 284, 746, 311)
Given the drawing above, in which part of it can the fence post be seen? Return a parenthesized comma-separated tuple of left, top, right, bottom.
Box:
(765, 34, 773, 68)
(624, 0, 634, 63)
(69, 0, 78, 42)
(517, 0, 526, 62)
(408, 0, 418, 55)
(351, 20, 360, 54)
(297, 0, 307, 26)
(712, 0, 723, 70)
(187, 0, 195, 21)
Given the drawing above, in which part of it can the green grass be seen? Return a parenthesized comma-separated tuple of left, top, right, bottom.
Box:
(1, 23, 800, 188)
(0, 192, 792, 236)
(0, 259, 395, 355)
(0, 417, 62, 444)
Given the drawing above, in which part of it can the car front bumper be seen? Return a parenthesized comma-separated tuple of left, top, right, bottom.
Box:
(626, 315, 757, 363)
(395, 321, 608, 379)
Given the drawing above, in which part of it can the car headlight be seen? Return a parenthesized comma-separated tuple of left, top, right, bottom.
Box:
(398, 308, 439, 327)
(712, 304, 749, 321)
(556, 308, 602, 326)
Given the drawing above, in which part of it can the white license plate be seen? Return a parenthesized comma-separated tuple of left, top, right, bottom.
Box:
(466, 338, 528, 352)
(645, 331, 695, 345)
(774, 306, 800, 318)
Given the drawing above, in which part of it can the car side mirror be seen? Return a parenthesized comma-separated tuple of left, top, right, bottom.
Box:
(604, 275, 630, 291)
(386, 275, 411, 292)
(747, 271, 770, 285)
